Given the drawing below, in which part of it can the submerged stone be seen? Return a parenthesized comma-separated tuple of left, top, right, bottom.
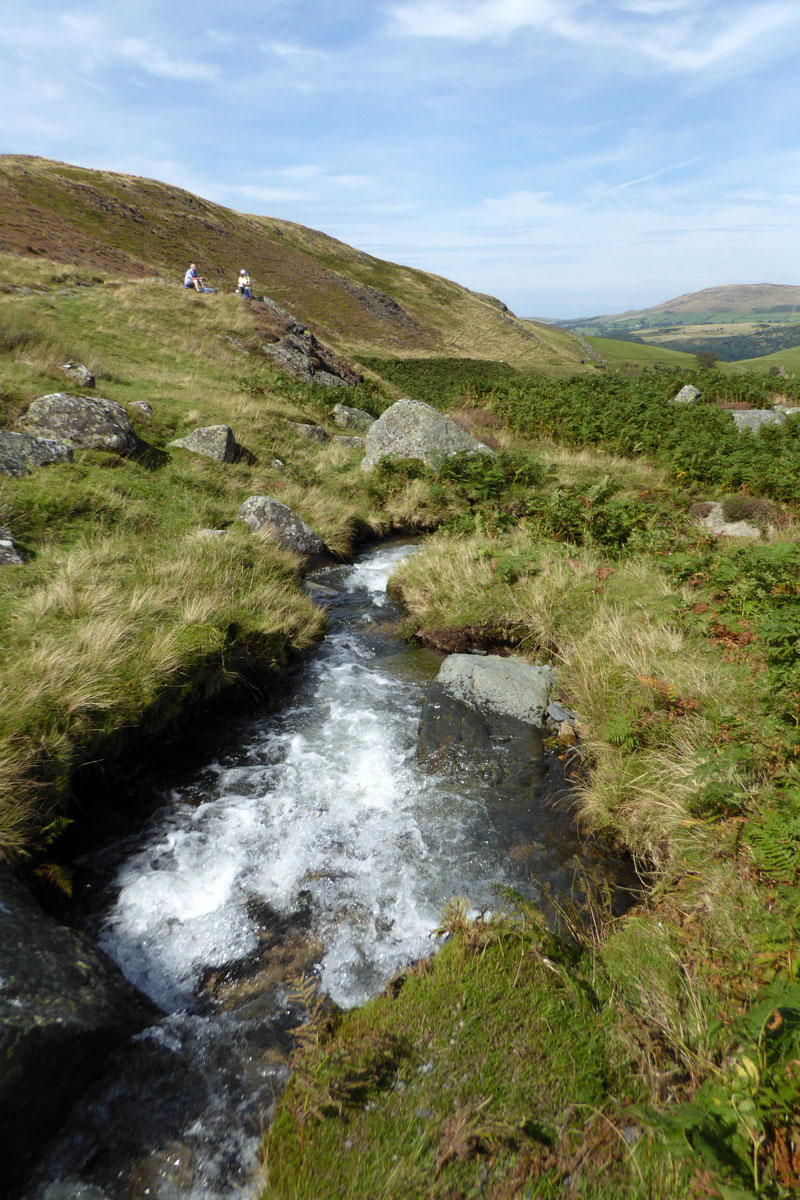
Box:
(419, 653, 553, 784)
(0, 867, 156, 1189)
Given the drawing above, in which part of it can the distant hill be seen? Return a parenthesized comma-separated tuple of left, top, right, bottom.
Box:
(0, 155, 588, 374)
(561, 284, 800, 364)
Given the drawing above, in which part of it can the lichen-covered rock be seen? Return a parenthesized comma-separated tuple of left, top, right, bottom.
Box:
(130, 400, 153, 416)
(0, 430, 74, 477)
(61, 361, 95, 388)
(419, 654, 553, 782)
(332, 403, 375, 433)
(236, 495, 327, 558)
(731, 410, 786, 433)
(333, 435, 365, 449)
(0, 526, 24, 565)
(670, 384, 701, 404)
(20, 393, 137, 454)
(0, 867, 156, 1188)
(169, 425, 237, 462)
(362, 398, 493, 471)
(288, 421, 328, 443)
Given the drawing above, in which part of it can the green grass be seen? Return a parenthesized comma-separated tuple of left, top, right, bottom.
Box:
(262, 909, 677, 1200)
(585, 335, 698, 369)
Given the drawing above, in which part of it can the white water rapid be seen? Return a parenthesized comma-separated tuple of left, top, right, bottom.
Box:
(29, 541, 623, 1200)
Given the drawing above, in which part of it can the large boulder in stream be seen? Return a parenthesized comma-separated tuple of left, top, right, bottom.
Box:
(419, 654, 554, 785)
(0, 867, 157, 1188)
(361, 398, 493, 471)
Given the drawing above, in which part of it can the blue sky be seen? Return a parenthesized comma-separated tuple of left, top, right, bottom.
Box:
(2, 1, 799, 316)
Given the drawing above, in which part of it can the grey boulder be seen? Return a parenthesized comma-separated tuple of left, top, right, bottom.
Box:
(731, 410, 786, 433)
(0, 867, 156, 1188)
(0, 430, 73, 477)
(362, 398, 493, 471)
(130, 400, 153, 416)
(288, 421, 329, 443)
(237, 495, 327, 557)
(670, 384, 701, 404)
(332, 403, 375, 433)
(419, 654, 553, 783)
(169, 424, 237, 462)
(333, 435, 365, 449)
(0, 526, 24, 565)
(20, 393, 137, 454)
(61, 361, 95, 388)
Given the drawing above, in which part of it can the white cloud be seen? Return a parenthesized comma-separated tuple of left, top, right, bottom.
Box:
(118, 38, 220, 81)
(387, 0, 800, 76)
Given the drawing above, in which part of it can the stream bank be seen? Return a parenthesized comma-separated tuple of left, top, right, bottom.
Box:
(13, 540, 633, 1199)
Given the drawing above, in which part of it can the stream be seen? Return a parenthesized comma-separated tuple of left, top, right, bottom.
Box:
(26, 540, 631, 1200)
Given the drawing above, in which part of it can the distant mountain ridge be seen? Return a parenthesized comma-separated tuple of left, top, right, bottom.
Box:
(563, 283, 800, 364)
(0, 155, 588, 374)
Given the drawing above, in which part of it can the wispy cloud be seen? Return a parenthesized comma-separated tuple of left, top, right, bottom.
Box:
(387, 0, 800, 75)
(612, 155, 703, 191)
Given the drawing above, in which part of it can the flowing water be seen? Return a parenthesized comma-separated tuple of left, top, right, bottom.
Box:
(27, 541, 630, 1200)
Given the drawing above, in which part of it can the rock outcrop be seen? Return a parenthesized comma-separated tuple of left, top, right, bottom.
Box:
(20, 393, 137, 454)
(0, 430, 74, 476)
(61, 361, 95, 388)
(236, 495, 327, 558)
(419, 654, 553, 784)
(362, 398, 493, 471)
(169, 424, 237, 462)
(332, 403, 375, 433)
(0, 867, 157, 1188)
(252, 297, 363, 388)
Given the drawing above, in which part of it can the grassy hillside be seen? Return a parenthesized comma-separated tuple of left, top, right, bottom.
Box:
(584, 334, 698, 370)
(0, 156, 589, 374)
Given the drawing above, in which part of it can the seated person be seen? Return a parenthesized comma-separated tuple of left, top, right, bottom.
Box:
(236, 269, 252, 299)
(184, 263, 203, 291)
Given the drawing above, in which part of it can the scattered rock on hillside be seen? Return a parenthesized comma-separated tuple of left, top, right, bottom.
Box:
(130, 401, 153, 416)
(693, 501, 768, 539)
(333, 435, 364, 449)
(0, 526, 24, 565)
(169, 424, 237, 462)
(0, 430, 74, 477)
(670, 384, 701, 404)
(253, 297, 363, 388)
(61, 361, 95, 388)
(419, 654, 553, 784)
(236, 495, 327, 558)
(362, 398, 494, 471)
(332, 403, 375, 433)
(0, 866, 157, 1189)
(288, 421, 328, 443)
(731, 410, 786, 433)
(20, 393, 137, 454)
(194, 528, 230, 540)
